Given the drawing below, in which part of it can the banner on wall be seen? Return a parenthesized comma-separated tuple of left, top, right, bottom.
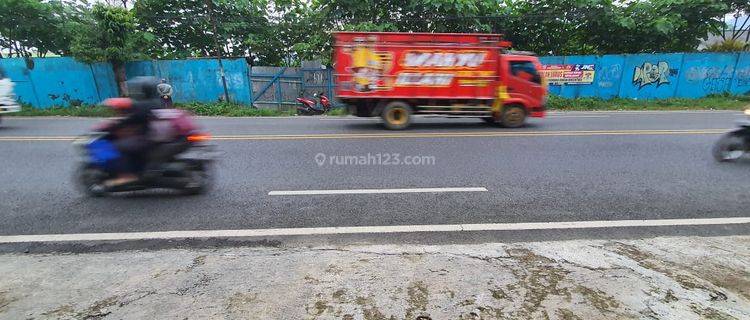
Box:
(540, 64, 595, 85)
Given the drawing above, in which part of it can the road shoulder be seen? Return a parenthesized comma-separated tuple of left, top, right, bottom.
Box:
(1, 235, 749, 319)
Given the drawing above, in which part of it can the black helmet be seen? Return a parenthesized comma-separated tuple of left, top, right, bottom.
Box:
(126, 76, 160, 100)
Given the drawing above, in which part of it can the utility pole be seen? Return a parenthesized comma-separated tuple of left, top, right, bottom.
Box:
(206, 0, 231, 102)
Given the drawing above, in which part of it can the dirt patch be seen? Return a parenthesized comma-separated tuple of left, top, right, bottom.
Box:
(556, 308, 583, 320)
(663, 289, 678, 303)
(609, 243, 712, 292)
(490, 288, 509, 301)
(405, 281, 429, 319)
(41, 304, 75, 318)
(354, 295, 393, 320)
(574, 286, 619, 312)
(189, 255, 206, 269)
(0, 291, 17, 313)
(77, 296, 119, 319)
(303, 275, 320, 284)
(459, 297, 476, 307)
(325, 264, 343, 275)
(226, 292, 258, 315)
(689, 304, 738, 320)
(505, 248, 571, 318)
(307, 299, 331, 317)
(332, 289, 346, 301)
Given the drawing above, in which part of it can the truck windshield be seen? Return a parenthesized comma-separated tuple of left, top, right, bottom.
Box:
(509, 61, 541, 84)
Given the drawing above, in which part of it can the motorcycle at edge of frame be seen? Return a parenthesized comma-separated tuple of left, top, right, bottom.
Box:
(296, 92, 332, 115)
(712, 108, 750, 162)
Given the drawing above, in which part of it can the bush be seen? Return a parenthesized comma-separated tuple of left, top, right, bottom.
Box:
(704, 39, 749, 52)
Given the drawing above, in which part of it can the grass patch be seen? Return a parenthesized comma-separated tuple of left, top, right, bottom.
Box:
(10, 105, 115, 117)
(7, 102, 346, 117)
(176, 102, 297, 116)
(7, 95, 750, 117)
(547, 94, 750, 111)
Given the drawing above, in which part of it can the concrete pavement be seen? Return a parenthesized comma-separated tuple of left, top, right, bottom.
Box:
(1, 235, 748, 319)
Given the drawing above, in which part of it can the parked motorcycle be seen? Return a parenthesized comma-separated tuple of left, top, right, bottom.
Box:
(712, 109, 750, 162)
(74, 115, 216, 197)
(296, 92, 332, 115)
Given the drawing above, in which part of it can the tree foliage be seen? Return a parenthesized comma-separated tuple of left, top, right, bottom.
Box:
(0, 0, 86, 57)
(69, 4, 153, 94)
(0, 0, 746, 64)
(70, 3, 152, 64)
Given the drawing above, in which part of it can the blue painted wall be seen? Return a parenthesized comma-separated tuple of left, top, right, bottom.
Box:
(2, 53, 750, 108)
(594, 55, 625, 99)
(0, 57, 113, 108)
(676, 53, 736, 98)
(541, 52, 750, 100)
(125, 59, 252, 104)
(0, 57, 253, 108)
(730, 52, 750, 96)
(619, 53, 683, 99)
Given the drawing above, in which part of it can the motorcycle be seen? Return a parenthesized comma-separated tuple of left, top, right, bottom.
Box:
(712, 109, 750, 162)
(296, 92, 332, 115)
(74, 114, 216, 197)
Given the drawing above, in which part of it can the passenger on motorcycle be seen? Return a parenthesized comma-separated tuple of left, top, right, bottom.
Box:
(101, 77, 162, 187)
(100, 77, 198, 187)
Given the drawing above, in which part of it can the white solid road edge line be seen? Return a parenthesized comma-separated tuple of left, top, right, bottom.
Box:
(1, 217, 749, 244)
(267, 187, 488, 196)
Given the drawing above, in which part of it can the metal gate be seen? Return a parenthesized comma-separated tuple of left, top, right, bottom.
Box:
(249, 62, 335, 110)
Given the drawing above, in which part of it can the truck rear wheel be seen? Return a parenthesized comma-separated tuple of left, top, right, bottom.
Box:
(381, 101, 412, 130)
(501, 105, 526, 128)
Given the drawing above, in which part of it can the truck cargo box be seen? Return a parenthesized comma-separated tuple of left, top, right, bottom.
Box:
(334, 32, 509, 100)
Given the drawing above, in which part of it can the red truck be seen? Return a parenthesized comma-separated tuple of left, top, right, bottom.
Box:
(333, 32, 547, 129)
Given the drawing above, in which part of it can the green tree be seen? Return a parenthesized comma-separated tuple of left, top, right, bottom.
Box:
(601, 0, 730, 53)
(134, 0, 272, 62)
(0, 0, 84, 57)
(70, 4, 153, 95)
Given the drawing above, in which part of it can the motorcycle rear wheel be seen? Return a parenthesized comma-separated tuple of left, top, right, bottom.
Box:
(182, 163, 212, 195)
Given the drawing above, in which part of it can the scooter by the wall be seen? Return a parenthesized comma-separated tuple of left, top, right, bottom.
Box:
(296, 92, 332, 115)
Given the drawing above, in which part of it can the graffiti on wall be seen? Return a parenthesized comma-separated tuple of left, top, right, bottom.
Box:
(597, 64, 622, 88)
(735, 67, 750, 88)
(685, 66, 734, 93)
(633, 61, 677, 88)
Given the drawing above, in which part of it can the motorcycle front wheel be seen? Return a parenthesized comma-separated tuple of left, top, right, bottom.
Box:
(712, 132, 747, 162)
(75, 164, 107, 197)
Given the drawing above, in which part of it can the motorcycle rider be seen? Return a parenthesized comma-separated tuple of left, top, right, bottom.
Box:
(103, 76, 163, 186)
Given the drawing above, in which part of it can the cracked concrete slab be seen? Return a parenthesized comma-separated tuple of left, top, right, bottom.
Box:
(1, 236, 749, 319)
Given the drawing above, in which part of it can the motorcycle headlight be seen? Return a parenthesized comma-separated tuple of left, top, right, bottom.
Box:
(744, 109, 750, 116)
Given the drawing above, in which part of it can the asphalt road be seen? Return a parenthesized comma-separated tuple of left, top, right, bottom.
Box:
(1, 111, 749, 251)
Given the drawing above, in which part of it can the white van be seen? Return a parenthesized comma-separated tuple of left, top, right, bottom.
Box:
(0, 67, 21, 123)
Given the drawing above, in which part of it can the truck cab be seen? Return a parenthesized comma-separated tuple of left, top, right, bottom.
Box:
(501, 54, 547, 121)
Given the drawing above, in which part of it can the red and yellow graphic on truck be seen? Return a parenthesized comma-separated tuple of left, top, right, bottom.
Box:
(334, 32, 547, 130)
(342, 36, 393, 92)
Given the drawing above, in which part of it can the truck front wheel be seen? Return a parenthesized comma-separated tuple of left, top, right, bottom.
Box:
(381, 101, 412, 130)
(501, 105, 526, 128)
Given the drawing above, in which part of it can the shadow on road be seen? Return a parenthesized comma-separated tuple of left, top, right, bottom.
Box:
(343, 121, 541, 131)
